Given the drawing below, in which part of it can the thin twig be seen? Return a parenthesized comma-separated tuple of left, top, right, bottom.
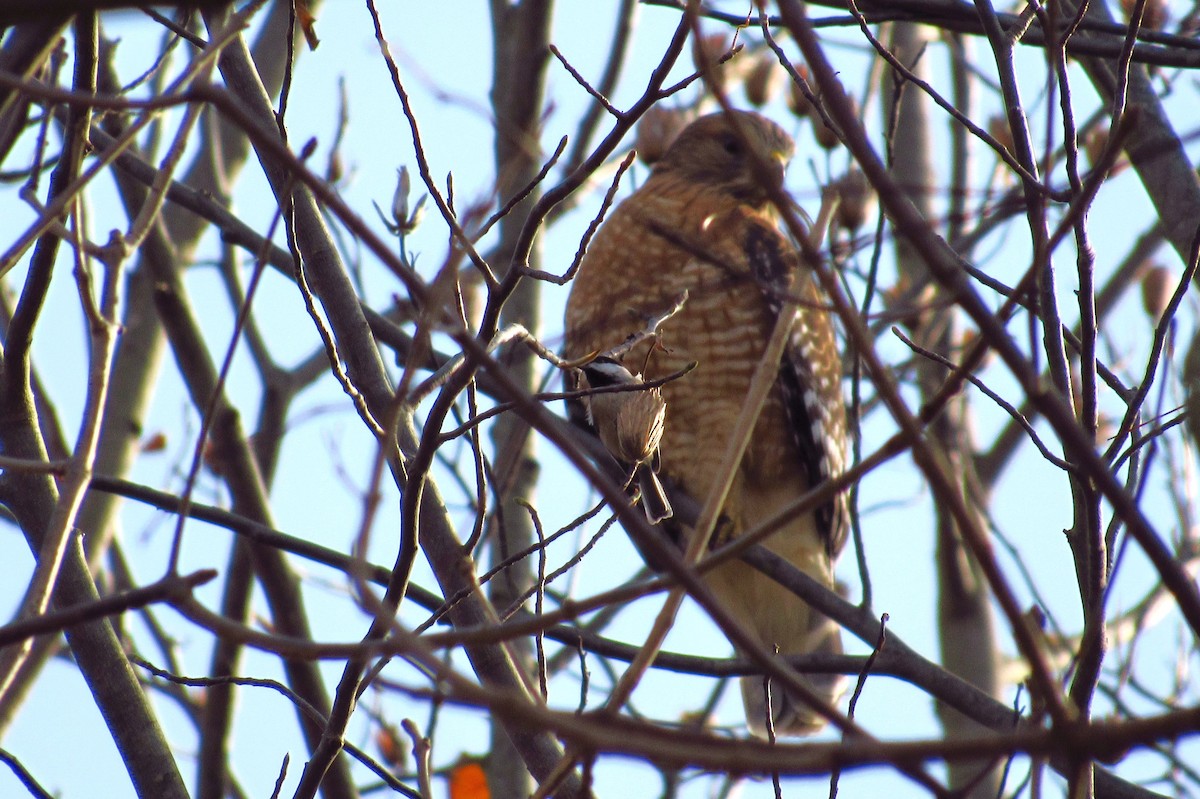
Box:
(550, 44, 621, 118)
(893, 327, 1074, 472)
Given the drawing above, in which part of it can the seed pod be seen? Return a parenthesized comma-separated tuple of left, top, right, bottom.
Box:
(987, 114, 1015, 155)
(1141, 263, 1177, 321)
(883, 274, 924, 331)
(744, 52, 782, 107)
(635, 106, 690, 166)
(1122, 0, 1168, 31)
(326, 150, 343, 184)
(957, 330, 996, 370)
(786, 64, 812, 119)
(693, 32, 730, 90)
(1084, 126, 1128, 177)
(814, 95, 855, 150)
(831, 168, 876, 233)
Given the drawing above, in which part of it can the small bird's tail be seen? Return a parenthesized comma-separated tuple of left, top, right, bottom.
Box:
(637, 466, 673, 524)
(739, 612, 844, 737)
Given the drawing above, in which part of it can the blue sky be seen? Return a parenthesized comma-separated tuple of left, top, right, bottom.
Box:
(1, 3, 1197, 798)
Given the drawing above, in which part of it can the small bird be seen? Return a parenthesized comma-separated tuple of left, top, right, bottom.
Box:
(564, 110, 848, 736)
(578, 356, 673, 524)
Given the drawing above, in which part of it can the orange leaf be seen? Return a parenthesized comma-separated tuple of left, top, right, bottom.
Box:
(448, 760, 489, 799)
(374, 724, 405, 772)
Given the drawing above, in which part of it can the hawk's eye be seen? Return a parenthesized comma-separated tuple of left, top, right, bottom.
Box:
(721, 135, 742, 156)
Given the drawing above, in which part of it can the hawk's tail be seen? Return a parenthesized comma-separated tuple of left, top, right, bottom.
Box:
(740, 613, 845, 737)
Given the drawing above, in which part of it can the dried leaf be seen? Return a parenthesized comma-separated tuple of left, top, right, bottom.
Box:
(295, 0, 320, 50)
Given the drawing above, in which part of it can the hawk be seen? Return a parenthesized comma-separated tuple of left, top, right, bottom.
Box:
(563, 110, 848, 736)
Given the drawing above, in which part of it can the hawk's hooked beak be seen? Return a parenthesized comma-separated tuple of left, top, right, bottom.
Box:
(766, 148, 791, 189)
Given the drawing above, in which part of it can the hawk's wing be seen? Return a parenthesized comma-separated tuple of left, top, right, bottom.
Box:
(743, 219, 849, 558)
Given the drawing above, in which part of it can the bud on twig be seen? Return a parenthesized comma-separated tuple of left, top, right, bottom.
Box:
(391, 167, 410, 226)
(386, 166, 426, 236)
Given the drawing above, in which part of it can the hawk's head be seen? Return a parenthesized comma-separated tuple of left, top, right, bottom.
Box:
(653, 110, 794, 206)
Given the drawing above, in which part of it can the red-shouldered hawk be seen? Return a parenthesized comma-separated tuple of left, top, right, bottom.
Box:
(564, 110, 848, 736)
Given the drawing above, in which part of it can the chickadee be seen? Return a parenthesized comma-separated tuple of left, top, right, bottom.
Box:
(578, 356, 673, 523)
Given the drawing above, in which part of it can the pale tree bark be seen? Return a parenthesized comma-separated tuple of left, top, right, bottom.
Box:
(0, 14, 190, 798)
(486, 2, 554, 797)
(190, 8, 358, 798)
(0, 5, 314, 769)
(885, 21, 1001, 797)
